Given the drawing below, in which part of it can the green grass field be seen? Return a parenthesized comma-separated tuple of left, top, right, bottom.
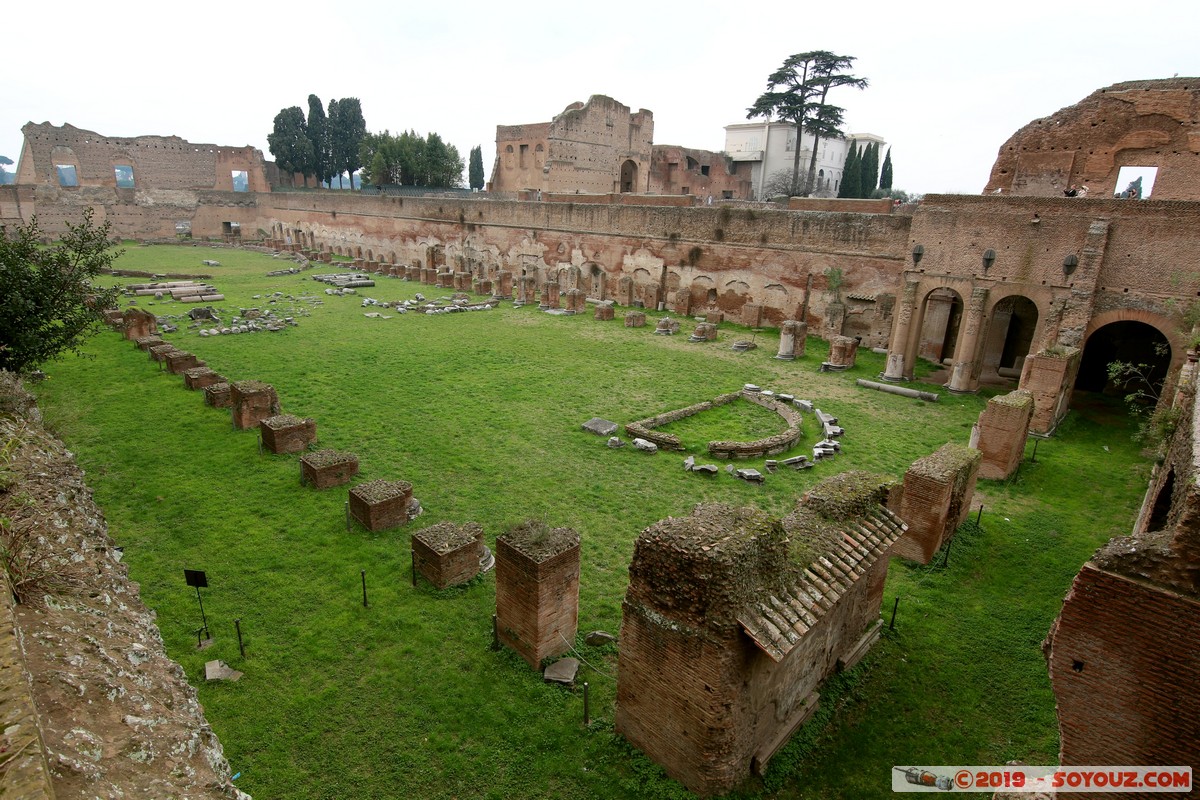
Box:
(30, 242, 1150, 799)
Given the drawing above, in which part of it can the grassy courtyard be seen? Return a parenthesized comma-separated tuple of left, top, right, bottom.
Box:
(31, 243, 1150, 799)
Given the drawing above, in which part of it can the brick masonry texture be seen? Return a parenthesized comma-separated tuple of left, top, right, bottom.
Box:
(300, 450, 359, 489)
(229, 380, 280, 431)
(494, 527, 580, 670)
(892, 443, 981, 564)
(412, 522, 485, 589)
(1045, 565, 1200, 789)
(973, 390, 1034, 480)
(616, 473, 905, 796)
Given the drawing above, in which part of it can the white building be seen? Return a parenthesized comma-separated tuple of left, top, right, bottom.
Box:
(723, 121, 886, 200)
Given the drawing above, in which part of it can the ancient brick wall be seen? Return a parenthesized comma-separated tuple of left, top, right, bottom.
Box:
(973, 390, 1034, 480)
(648, 145, 752, 200)
(491, 96, 653, 195)
(617, 479, 903, 796)
(491, 122, 551, 193)
(1045, 565, 1200, 784)
(18, 122, 268, 192)
(893, 443, 981, 564)
(985, 79, 1200, 200)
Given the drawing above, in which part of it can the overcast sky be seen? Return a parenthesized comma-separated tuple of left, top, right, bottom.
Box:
(5, 0, 1197, 196)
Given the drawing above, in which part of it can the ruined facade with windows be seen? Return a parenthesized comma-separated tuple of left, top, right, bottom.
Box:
(489, 95, 654, 195)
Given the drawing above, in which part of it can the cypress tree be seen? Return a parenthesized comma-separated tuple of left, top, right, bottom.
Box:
(862, 141, 879, 197)
(879, 147, 893, 191)
(839, 141, 860, 198)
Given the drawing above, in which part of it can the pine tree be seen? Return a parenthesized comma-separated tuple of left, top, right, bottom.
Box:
(861, 142, 879, 197)
(879, 147, 893, 191)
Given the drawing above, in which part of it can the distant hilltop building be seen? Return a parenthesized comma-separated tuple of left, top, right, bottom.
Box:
(490, 95, 654, 195)
(490, 95, 753, 200)
(723, 121, 886, 200)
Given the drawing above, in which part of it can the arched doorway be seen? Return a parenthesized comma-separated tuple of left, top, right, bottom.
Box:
(620, 160, 638, 193)
(916, 287, 964, 367)
(981, 295, 1039, 382)
(1076, 320, 1172, 401)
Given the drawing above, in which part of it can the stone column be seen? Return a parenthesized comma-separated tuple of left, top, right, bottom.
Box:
(776, 320, 798, 360)
(947, 287, 989, 394)
(495, 270, 513, 299)
(883, 279, 920, 382)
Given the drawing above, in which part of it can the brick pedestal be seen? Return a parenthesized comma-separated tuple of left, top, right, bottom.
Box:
(165, 351, 204, 375)
(183, 367, 225, 390)
(230, 381, 281, 430)
(300, 450, 359, 489)
(494, 521, 580, 669)
(148, 344, 178, 363)
(893, 443, 982, 564)
(260, 414, 317, 454)
(122, 308, 158, 340)
(594, 304, 615, 321)
(204, 382, 232, 408)
(349, 479, 418, 532)
(412, 521, 485, 589)
(1020, 347, 1082, 436)
(134, 335, 164, 352)
(826, 335, 859, 370)
(565, 289, 586, 314)
(624, 311, 646, 328)
(972, 390, 1034, 480)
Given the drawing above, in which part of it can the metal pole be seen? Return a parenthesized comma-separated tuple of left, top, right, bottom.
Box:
(491, 614, 500, 650)
(583, 681, 590, 726)
(411, 550, 417, 588)
(889, 596, 899, 630)
(196, 627, 204, 648)
(1031, 438, 1039, 463)
(942, 536, 952, 568)
(361, 570, 368, 607)
(345, 501, 351, 532)
(976, 504, 983, 525)
(196, 586, 209, 639)
(235, 619, 245, 658)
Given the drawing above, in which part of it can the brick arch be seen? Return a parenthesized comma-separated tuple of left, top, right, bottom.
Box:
(1083, 308, 1185, 362)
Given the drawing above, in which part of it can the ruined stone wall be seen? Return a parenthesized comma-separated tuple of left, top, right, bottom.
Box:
(648, 145, 753, 200)
(491, 122, 551, 193)
(260, 191, 908, 337)
(1045, 565, 1200, 781)
(492, 96, 653, 196)
(985, 78, 1200, 200)
(18, 123, 268, 193)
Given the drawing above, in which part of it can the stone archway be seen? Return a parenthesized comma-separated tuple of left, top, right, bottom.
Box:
(916, 287, 965, 367)
(1076, 319, 1173, 397)
(620, 160, 638, 193)
(980, 294, 1040, 382)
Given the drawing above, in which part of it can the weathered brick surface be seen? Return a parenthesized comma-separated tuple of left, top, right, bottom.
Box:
(985, 79, 1200, 200)
(183, 367, 224, 390)
(893, 443, 982, 564)
(616, 476, 904, 796)
(348, 480, 415, 532)
(494, 524, 580, 670)
(229, 380, 280, 430)
(259, 414, 316, 454)
(300, 450, 359, 489)
(624, 311, 646, 328)
(1045, 565, 1200, 790)
(412, 521, 485, 589)
(973, 390, 1034, 480)
(121, 308, 158, 340)
(165, 350, 204, 374)
(594, 304, 614, 321)
(1020, 348, 1081, 435)
(133, 335, 164, 352)
(203, 382, 232, 408)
